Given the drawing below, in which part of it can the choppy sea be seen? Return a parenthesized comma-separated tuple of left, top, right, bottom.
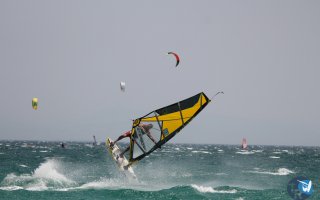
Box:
(0, 141, 319, 200)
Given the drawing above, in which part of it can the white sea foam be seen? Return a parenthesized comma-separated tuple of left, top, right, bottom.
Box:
(215, 173, 228, 176)
(33, 159, 71, 182)
(191, 184, 237, 194)
(269, 156, 280, 159)
(25, 181, 48, 191)
(84, 144, 93, 148)
(248, 168, 294, 176)
(236, 151, 255, 155)
(21, 143, 28, 148)
(187, 147, 193, 150)
(0, 159, 74, 191)
(0, 186, 23, 191)
(192, 150, 211, 154)
(181, 172, 193, 177)
(77, 179, 120, 190)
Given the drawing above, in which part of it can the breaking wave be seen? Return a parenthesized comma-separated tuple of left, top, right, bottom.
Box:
(191, 184, 237, 194)
(0, 159, 75, 191)
(247, 168, 294, 176)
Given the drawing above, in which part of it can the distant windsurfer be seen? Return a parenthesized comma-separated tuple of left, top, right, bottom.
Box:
(110, 123, 156, 158)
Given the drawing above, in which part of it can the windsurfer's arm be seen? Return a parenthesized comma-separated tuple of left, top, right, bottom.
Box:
(112, 131, 131, 146)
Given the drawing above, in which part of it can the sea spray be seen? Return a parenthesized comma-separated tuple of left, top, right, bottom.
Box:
(1, 159, 76, 191)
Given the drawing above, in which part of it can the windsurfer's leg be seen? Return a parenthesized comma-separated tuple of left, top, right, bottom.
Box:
(124, 162, 133, 170)
(119, 146, 130, 157)
(147, 133, 157, 144)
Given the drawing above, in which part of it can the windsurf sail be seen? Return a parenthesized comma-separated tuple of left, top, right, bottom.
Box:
(128, 92, 210, 163)
(242, 138, 248, 149)
(93, 135, 97, 146)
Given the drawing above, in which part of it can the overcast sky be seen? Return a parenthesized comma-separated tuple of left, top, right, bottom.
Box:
(0, 1, 319, 146)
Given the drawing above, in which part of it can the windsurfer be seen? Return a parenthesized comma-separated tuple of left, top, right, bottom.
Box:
(110, 123, 156, 158)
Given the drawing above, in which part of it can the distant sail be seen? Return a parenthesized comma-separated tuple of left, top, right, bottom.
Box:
(93, 135, 97, 146)
(128, 92, 211, 163)
(242, 138, 248, 149)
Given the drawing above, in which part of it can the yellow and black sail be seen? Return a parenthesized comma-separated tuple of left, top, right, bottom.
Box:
(128, 92, 210, 162)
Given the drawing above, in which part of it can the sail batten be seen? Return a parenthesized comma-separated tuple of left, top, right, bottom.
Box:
(129, 92, 210, 162)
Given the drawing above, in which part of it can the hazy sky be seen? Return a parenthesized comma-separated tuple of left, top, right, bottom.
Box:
(0, 1, 319, 146)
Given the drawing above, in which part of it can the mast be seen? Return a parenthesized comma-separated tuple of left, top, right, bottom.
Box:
(93, 135, 97, 146)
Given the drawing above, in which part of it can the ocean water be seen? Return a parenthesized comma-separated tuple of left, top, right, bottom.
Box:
(0, 141, 319, 200)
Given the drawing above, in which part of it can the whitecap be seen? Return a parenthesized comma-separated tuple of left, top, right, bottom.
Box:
(21, 143, 28, 148)
(19, 164, 28, 168)
(1, 159, 75, 191)
(25, 181, 48, 191)
(0, 186, 23, 191)
(247, 168, 294, 176)
(215, 173, 228, 176)
(191, 184, 237, 194)
(181, 173, 192, 177)
(75, 178, 140, 191)
(269, 156, 280, 159)
(33, 159, 72, 183)
(236, 151, 254, 155)
(78, 180, 117, 190)
(192, 150, 211, 154)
